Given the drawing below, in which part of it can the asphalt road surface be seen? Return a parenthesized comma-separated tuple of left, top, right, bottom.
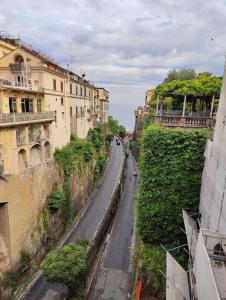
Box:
(22, 140, 124, 300)
(87, 149, 138, 300)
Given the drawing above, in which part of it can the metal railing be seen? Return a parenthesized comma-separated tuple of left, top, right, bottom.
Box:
(0, 80, 43, 92)
(9, 63, 23, 72)
(0, 112, 55, 126)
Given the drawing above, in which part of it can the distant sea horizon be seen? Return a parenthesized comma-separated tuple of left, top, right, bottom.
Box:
(109, 103, 138, 131)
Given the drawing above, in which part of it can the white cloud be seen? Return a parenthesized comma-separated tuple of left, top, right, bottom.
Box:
(0, 0, 226, 128)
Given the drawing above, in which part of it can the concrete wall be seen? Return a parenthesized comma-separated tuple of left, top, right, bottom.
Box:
(0, 160, 62, 272)
(199, 64, 226, 232)
(0, 156, 97, 274)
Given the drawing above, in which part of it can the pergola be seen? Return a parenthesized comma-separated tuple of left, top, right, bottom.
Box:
(155, 93, 216, 118)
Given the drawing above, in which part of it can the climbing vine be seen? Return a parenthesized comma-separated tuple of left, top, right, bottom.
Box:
(137, 124, 211, 244)
(135, 124, 211, 297)
(48, 189, 66, 213)
(54, 126, 110, 223)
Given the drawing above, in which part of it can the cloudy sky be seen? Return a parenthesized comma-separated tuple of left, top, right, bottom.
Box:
(1, 0, 226, 129)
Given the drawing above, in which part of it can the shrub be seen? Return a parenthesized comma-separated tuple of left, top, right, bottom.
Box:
(17, 249, 31, 272)
(48, 189, 66, 213)
(142, 111, 155, 129)
(106, 132, 114, 143)
(41, 238, 88, 287)
(54, 139, 94, 176)
(94, 154, 107, 181)
(87, 127, 104, 151)
(137, 125, 210, 244)
(0, 272, 16, 289)
(136, 244, 165, 291)
(54, 126, 108, 223)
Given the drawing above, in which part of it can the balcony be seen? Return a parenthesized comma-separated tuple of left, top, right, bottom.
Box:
(154, 110, 215, 129)
(0, 79, 43, 93)
(9, 63, 23, 72)
(0, 112, 55, 127)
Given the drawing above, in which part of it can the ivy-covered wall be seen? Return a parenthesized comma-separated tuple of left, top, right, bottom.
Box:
(53, 125, 110, 223)
(137, 125, 210, 243)
(135, 124, 210, 297)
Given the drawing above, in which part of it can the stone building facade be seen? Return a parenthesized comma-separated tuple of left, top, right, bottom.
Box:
(0, 34, 109, 274)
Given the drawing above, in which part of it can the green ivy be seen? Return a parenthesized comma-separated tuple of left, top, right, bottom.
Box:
(87, 126, 105, 151)
(0, 272, 16, 289)
(54, 126, 109, 224)
(94, 154, 107, 182)
(142, 111, 155, 129)
(137, 125, 211, 244)
(108, 116, 126, 139)
(64, 175, 73, 223)
(48, 189, 66, 213)
(136, 244, 166, 291)
(54, 139, 94, 176)
(106, 132, 114, 143)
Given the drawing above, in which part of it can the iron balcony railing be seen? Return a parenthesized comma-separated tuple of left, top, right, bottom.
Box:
(0, 79, 43, 92)
(0, 112, 56, 127)
(9, 63, 23, 72)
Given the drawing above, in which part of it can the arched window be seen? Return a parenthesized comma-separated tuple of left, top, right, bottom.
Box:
(18, 149, 27, 170)
(30, 144, 42, 164)
(14, 54, 24, 64)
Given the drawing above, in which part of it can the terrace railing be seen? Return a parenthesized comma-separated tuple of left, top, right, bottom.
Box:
(0, 112, 55, 127)
(154, 111, 215, 129)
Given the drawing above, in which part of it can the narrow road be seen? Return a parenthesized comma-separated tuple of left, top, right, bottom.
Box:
(87, 149, 138, 300)
(22, 140, 124, 300)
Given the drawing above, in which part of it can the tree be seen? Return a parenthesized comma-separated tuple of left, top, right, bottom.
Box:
(118, 125, 126, 139)
(155, 74, 222, 111)
(108, 116, 126, 138)
(164, 68, 196, 83)
(197, 72, 212, 79)
(108, 116, 119, 133)
(41, 238, 88, 287)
